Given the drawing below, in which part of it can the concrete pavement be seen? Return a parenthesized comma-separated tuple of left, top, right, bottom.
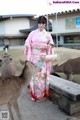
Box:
(0, 88, 68, 120)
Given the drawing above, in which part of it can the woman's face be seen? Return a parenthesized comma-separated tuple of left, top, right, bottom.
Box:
(38, 23, 46, 31)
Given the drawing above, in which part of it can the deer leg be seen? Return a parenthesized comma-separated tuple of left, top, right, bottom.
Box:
(13, 101, 22, 120)
(66, 74, 73, 81)
(70, 74, 73, 81)
(8, 102, 14, 120)
(66, 74, 71, 81)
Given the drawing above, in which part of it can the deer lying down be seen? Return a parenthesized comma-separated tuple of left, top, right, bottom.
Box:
(51, 57, 80, 81)
(0, 53, 16, 76)
(0, 60, 41, 120)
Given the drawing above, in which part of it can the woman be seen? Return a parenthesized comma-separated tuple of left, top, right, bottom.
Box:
(24, 16, 54, 102)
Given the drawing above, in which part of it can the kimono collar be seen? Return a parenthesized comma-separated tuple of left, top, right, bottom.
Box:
(37, 29, 47, 34)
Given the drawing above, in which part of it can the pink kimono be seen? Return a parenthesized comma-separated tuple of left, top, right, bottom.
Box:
(24, 29, 54, 102)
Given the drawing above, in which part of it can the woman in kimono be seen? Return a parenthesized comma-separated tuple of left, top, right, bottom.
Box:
(24, 16, 54, 102)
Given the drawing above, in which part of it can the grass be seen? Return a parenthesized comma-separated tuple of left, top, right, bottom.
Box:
(0, 47, 80, 84)
(53, 47, 80, 84)
(56, 73, 80, 84)
(53, 47, 80, 65)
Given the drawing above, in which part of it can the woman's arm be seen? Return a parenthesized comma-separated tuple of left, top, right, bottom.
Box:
(47, 33, 54, 54)
(24, 31, 33, 55)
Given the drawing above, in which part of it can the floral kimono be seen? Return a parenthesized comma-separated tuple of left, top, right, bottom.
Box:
(24, 29, 54, 102)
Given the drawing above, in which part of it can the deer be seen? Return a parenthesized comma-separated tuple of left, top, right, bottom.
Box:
(0, 60, 41, 120)
(0, 53, 16, 76)
(51, 57, 80, 81)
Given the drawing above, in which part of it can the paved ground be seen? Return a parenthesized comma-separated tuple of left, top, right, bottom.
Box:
(0, 88, 69, 120)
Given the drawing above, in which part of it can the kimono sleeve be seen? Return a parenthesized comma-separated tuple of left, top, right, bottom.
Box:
(24, 31, 33, 47)
(24, 31, 33, 55)
(47, 33, 54, 46)
(47, 33, 54, 55)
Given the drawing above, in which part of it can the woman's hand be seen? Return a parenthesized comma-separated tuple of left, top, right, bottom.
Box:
(24, 45, 28, 55)
(50, 43, 54, 48)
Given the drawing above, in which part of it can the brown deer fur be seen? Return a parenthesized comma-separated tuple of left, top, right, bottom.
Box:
(51, 57, 80, 81)
(0, 60, 41, 120)
(0, 53, 16, 76)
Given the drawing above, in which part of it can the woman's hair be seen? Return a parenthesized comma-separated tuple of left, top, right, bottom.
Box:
(37, 16, 47, 24)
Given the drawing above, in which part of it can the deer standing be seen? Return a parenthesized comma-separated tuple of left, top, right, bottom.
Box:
(0, 60, 41, 120)
(51, 57, 80, 81)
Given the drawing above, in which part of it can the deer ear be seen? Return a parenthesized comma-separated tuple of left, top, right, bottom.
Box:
(56, 64, 58, 66)
(19, 60, 25, 65)
(54, 64, 58, 68)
